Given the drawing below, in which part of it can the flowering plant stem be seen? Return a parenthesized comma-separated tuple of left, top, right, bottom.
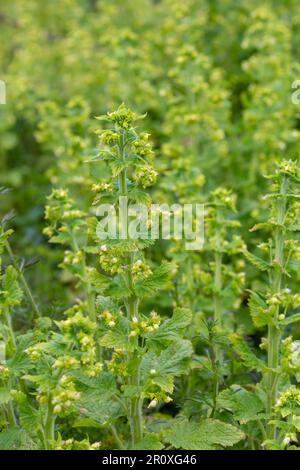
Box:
(43, 398, 55, 450)
(5, 240, 41, 319)
(211, 207, 223, 415)
(213, 208, 223, 332)
(118, 131, 143, 445)
(266, 176, 287, 439)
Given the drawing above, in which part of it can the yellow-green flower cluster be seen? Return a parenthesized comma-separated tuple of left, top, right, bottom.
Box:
(25, 343, 48, 363)
(131, 132, 154, 158)
(99, 245, 124, 275)
(133, 166, 158, 188)
(129, 310, 161, 338)
(57, 305, 102, 377)
(282, 337, 300, 375)
(91, 182, 113, 193)
(105, 104, 139, 130)
(275, 387, 300, 417)
(131, 259, 152, 281)
(55, 438, 101, 450)
(51, 375, 81, 416)
(107, 349, 127, 377)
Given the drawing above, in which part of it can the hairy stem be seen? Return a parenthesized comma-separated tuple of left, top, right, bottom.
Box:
(5, 240, 41, 319)
(213, 209, 223, 327)
(266, 176, 287, 439)
(4, 307, 16, 350)
(118, 133, 143, 445)
(212, 208, 223, 402)
(110, 424, 125, 449)
(43, 398, 55, 449)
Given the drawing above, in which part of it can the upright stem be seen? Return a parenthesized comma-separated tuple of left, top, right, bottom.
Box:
(209, 344, 219, 418)
(266, 177, 287, 439)
(71, 233, 101, 361)
(214, 209, 222, 325)
(43, 398, 55, 450)
(4, 307, 16, 350)
(110, 424, 125, 449)
(118, 133, 143, 445)
(6, 399, 18, 427)
(5, 240, 41, 319)
(213, 208, 223, 370)
(3, 307, 26, 425)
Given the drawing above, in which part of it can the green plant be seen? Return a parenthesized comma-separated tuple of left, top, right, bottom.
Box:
(1, 0, 300, 451)
(231, 159, 300, 448)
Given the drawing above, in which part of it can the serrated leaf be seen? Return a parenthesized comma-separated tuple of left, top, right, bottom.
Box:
(86, 268, 110, 289)
(164, 419, 244, 450)
(141, 340, 193, 392)
(286, 225, 300, 232)
(248, 291, 270, 328)
(74, 372, 123, 425)
(96, 295, 117, 312)
(49, 232, 70, 245)
(100, 331, 127, 349)
(0, 427, 37, 450)
(250, 223, 272, 232)
(146, 308, 192, 350)
(283, 313, 300, 325)
(0, 387, 11, 405)
(244, 251, 269, 271)
(229, 334, 266, 372)
(100, 317, 129, 349)
(135, 262, 172, 297)
(128, 188, 152, 206)
(0, 266, 23, 307)
(217, 386, 265, 423)
(105, 275, 132, 299)
(18, 400, 42, 434)
(131, 433, 164, 450)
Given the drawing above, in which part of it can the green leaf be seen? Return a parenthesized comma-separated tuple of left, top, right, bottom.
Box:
(229, 334, 266, 372)
(96, 295, 118, 312)
(72, 418, 102, 429)
(0, 427, 37, 450)
(217, 386, 265, 423)
(128, 188, 152, 206)
(110, 157, 135, 177)
(146, 308, 192, 350)
(244, 251, 269, 272)
(0, 266, 23, 307)
(74, 372, 123, 425)
(100, 318, 129, 350)
(141, 340, 193, 392)
(105, 276, 132, 300)
(286, 225, 300, 232)
(283, 313, 300, 325)
(7, 347, 32, 376)
(135, 262, 172, 297)
(49, 232, 70, 245)
(18, 400, 42, 434)
(86, 268, 110, 289)
(164, 419, 244, 450)
(0, 387, 11, 405)
(248, 291, 270, 328)
(131, 433, 164, 450)
(121, 385, 143, 399)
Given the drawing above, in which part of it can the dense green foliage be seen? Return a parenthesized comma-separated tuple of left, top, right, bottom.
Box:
(0, 0, 300, 450)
